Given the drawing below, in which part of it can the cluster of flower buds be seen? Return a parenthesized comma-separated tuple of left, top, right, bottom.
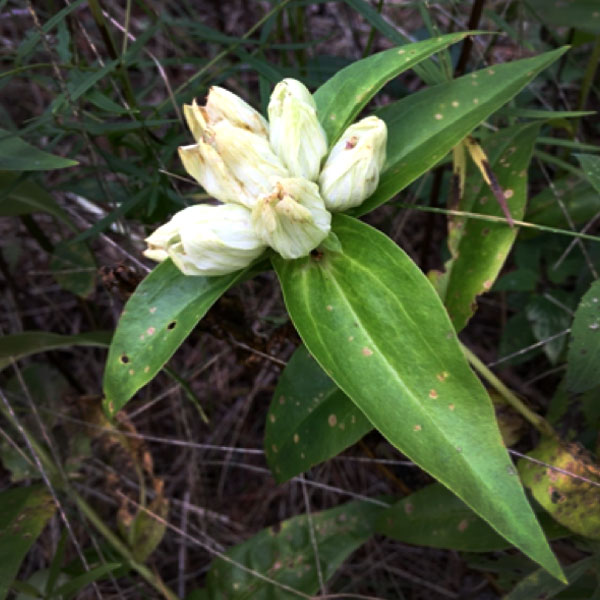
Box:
(144, 79, 387, 276)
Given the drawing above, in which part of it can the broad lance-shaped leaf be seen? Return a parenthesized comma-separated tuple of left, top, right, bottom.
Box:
(441, 123, 540, 331)
(576, 153, 600, 194)
(0, 485, 57, 600)
(0, 330, 111, 371)
(102, 259, 248, 416)
(505, 555, 596, 600)
(526, 175, 599, 229)
(272, 214, 563, 581)
(0, 128, 78, 170)
(527, 0, 600, 34)
(265, 345, 372, 482)
(567, 280, 600, 393)
(519, 437, 600, 540)
(356, 46, 567, 216)
(188, 500, 384, 600)
(314, 32, 470, 145)
(376, 482, 568, 553)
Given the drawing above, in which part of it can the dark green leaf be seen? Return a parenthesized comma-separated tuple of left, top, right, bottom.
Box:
(527, 0, 600, 33)
(314, 32, 469, 144)
(273, 214, 563, 580)
(505, 555, 596, 600)
(0, 485, 56, 600)
(50, 240, 97, 298)
(102, 259, 247, 416)
(0, 172, 75, 228)
(0, 129, 78, 171)
(526, 295, 571, 365)
(197, 500, 384, 599)
(443, 123, 540, 331)
(0, 331, 111, 371)
(526, 176, 599, 229)
(265, 345, 371, 482)
(376, 482, 568, 552)
(567, 280, 600, 393)
(576, 153, 600, 193)
(358, 47, 568, 216)
(54, 563, 122, 600)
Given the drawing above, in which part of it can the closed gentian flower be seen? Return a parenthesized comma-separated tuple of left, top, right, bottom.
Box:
(144, 204, 266, 276)
(268, 79, 328, 181)
(209, 120, 289, 207)
(184, 89, 268, 142)
(319, 116, 387, 211)
(178, 141, 247, 206)
(179, 114, 288, 209)
(251, 177, 331, 259)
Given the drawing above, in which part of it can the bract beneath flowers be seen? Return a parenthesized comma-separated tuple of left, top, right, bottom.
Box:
(144, 79, 388, 276)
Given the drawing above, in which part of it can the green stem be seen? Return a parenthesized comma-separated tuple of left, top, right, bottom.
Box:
(395, 202, 600, 244)
(362, 0, 384, 58)
(462, 344, 558, 439)
(87, 0, 137, 108)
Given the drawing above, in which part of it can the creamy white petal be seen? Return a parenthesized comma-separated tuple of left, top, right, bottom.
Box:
(268, 79, 328, 181)
(145, 204, 266, 276)
(319, 116, 387, 211)
(211, 121, 289, 206)
(178, 143, 251, 206)
(205, 86, 269, 138)
(251, 177, 331, 259)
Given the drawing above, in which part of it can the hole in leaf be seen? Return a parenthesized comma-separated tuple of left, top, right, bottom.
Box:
(167, 321, 177, 330)
(120, 354, 130, 364)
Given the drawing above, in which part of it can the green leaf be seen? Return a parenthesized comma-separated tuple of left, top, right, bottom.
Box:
(576, 153, 600, 193)
(443, 123, 540, 331)
(527, 0, 600, 33)
(376, 482, 568, 552)
(0, 129, 78, 171)
(50, 240, 97, 298)
(53, 563, 122, 600)
(102, 259, 247, 416)
(567, 280, 600, 393)
(119, 494, 169, 563)
(196, 500, 383, 599)
(526, 175, 599, 229)
(341, 0, 444, 85)
(526, 294, 571, 365)
(0, 485, 57, 600)
(0, 331, 112, 371)
(505, 555, 596, 600)
(273, 214, 563, 581)
(519, 437, 600, 540)
(264, 345, 372, 482)
(0, 172, 75, 228)
(314, 32, 469, 145)
(357, 46, 568, 216)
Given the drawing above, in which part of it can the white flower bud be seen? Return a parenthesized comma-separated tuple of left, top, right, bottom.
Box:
(183, 87, 269, 143)
(319, 116, 387, 211)
(144, 204, 266, 276)
(268, 79, 328, 181)
(178, 120, 289, 209)
(251, 177, 331, 259)
(205, 86, 269, 138)
(210, 120, 289, 207)
(178, 142, 248, 206)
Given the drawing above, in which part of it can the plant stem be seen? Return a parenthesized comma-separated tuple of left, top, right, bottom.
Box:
(462, 344, 558, 439)
(454, 0, 486, 77)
